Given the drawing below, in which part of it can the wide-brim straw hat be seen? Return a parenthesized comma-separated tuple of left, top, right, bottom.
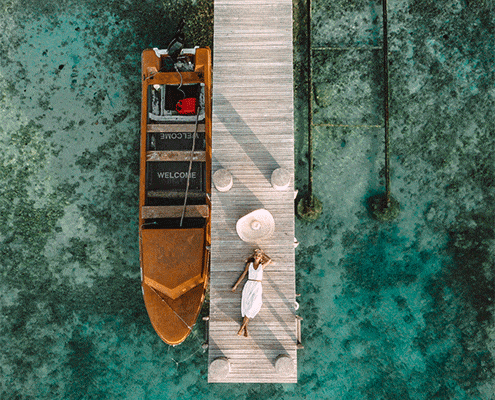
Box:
(236, 209, 275, 243)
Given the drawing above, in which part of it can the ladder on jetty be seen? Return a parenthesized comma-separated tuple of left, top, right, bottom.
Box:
(208, 0, 299, 383)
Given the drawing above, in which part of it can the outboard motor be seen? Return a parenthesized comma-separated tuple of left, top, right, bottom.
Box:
(167, 19, 185, 60)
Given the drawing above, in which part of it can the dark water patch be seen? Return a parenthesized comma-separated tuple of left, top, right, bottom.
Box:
(339, 226, 421, 292)
(11, 202, 64, 247)
(11, 120, 44, 149)
(311, 48, 383, 126)
(5, 181, 78, 249)
(85, 276, 146, 323)
(360, 345, 413, 399)
(107, 0, 213, 49)
(413, 212, 495, 397)
(0, 242, 147, 394)
(358, 319, 381, 341)
(6, 291, 38, 337)
(2, 290, 62, 395)
(66, 326, 104, 398)
(12, 0, 212, 118)
(446, 213, 494, 323)
(315, 0, 377, 15)
(112, 109, 129, 125)
(465, 145, 495, 198)
(62, 119, 77, 132)
(246, 384, 285, 400)
(335, 304, 423, 396)
(86, 88, 109, 116)
(0, 124, 77, 261)
(102, 0, 214, 105)
(295, 243, 320, 275)
(363, 372, 411, 400)
(0, 80, 18, 102)
(295, 241, 326, 344)
(40, 270, 149, 336)
(391, 0, 495, 190)
(66, 237, 91, 264)
(312, 222, 335, 249)
(0, 112, 119, 395)
(300, 297, 320, 342)
(76, 159, 139, 238)
(394, 294, 408, 310)
(291, 30, 309, 202)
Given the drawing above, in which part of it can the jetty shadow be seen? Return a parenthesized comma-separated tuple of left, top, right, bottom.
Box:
(207, 335, 227, 366)
(264, 272, 297, 341)
(214, 93, 281, 183)
(211, 157, 265, 223)
(242, 270, 297, 365)
(252, 313, 288, 366)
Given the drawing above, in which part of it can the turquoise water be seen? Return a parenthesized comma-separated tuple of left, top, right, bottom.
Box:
(0, 0, 493, 398)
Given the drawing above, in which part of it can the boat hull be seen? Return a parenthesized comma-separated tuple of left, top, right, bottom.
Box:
(139, 47, 211, 345)
(141, 228, 208, 345)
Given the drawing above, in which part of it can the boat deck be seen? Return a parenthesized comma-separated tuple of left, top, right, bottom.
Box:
(208, 0, 298, 383)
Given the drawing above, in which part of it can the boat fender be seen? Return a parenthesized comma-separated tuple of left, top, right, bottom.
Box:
(176, 98, 196, 115)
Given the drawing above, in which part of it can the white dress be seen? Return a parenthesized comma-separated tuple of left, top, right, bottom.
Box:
(241, 262, 263, 318)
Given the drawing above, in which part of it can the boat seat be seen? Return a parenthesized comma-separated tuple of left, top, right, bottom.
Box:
(146, 150, 206, 162)
(147, 123, 206, 133)
(143, 274, 205, 300)
(148, 111, 205, 123)
(146, 190, 205, 200)
(142, 205, 208, 219)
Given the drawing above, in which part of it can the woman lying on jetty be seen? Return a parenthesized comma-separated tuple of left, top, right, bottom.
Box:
(232, 249, 272, 337)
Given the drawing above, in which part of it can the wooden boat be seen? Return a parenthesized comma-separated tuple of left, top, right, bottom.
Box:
(139, 47, 211, 345)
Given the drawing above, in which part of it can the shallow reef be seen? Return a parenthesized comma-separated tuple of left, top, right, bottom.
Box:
(0, 0, 493, 399)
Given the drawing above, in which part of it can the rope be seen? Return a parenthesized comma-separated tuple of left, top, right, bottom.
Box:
(174, 65, 186, 99)
(149, 285, 193, 331)
(180, 107, 200, 227)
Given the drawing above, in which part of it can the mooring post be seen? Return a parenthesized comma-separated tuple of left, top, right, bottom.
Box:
(307, 0, 314, 206)
(297, 0, 323, 222)
(368, 0, 400, 222)
(383, 0, 391, 206)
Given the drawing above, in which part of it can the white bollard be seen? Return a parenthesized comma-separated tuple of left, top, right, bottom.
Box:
(210, 357, 231, 379)
(271, 168, 291, 190)
(213, 169, 233, 192)
(275, 354, 295, 376)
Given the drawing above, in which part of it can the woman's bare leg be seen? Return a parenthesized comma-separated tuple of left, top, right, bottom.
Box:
(237, 316, 249, 336)
(243, 318, 250, 337)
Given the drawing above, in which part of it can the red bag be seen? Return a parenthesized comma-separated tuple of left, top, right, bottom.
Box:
(176, 98, 196, 115)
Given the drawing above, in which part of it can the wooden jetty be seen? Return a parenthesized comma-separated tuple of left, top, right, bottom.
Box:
(208, 0, 299, 383)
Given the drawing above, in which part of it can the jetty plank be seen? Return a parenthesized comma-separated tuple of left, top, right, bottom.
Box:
(208, 0, 297, 383)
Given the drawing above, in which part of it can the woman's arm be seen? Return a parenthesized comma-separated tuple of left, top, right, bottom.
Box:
(262, 259, 272, 269)
(232, 263, 249, 292)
